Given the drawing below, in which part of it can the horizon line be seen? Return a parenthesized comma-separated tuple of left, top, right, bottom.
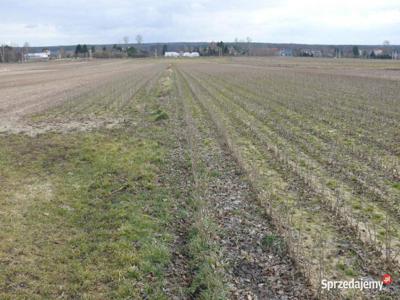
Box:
(13, 41, 400, 48)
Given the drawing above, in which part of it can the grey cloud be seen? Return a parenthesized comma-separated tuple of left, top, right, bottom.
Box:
(0, 0, 399, 46)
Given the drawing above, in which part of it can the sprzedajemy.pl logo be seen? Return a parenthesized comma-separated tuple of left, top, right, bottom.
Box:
(321, 274, 393, 291)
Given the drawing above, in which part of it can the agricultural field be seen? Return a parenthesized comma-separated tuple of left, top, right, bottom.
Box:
(0, 57, 399, 299)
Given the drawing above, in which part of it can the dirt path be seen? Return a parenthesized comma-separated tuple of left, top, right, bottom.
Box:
(163, 69, 194, 298)
(209, 150, 314, 299)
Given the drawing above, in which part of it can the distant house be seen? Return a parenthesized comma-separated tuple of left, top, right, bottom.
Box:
(311, 50, 322, 57)
(280, 48, 293, 56)
(227, 46, 239, 56)
(297, 49, 322, 57)
(372, 49, 383, 56)
(298, 49, 311, 56)
(369, 48, 395, 59)
(24, 49, 51, 61)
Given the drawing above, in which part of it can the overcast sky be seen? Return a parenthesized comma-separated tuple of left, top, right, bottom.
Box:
(1, 0, 399, 46)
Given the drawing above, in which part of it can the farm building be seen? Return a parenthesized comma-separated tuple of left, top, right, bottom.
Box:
(164, 52, 180, 57)
(183, 52, 200, 57)
(165, 51, 200, 58)
(372, 49, 383, 56)
(24, 50, 51, 61)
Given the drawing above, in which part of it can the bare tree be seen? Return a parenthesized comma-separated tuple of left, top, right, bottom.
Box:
(123, 36, 130, 54)
(0, 43, 18, 63)
(123, 36, 129, 46)
(135, 34, 143, 45)
(246, 37, 252, 56)
(0, 43, 5, 63)
(59, 47, 65, 58)
(23, 42, 30, 52)
(22, 42, 30, 61)
(383, 40, 390, 47)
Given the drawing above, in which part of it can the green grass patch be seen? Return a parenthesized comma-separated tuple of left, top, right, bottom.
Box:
(0, 129, 174, 299)
(152, 108, 169, 121)
(188, 216, 226, 300)
(261, 234, 287, 256)
(0, 70, 180, 299)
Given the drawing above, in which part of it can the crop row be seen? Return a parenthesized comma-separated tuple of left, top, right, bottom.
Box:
(175, 64, 400, 298)
(182, 67, 400, 263)
(51, 63, 166, 118)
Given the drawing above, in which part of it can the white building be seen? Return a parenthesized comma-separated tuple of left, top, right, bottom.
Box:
(165, 51, 200, 58)
(182, 52, 200, 58)
(372, 49, 383, 56)
(164, 51, 180, 58)
(24, 50, 51, 61)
